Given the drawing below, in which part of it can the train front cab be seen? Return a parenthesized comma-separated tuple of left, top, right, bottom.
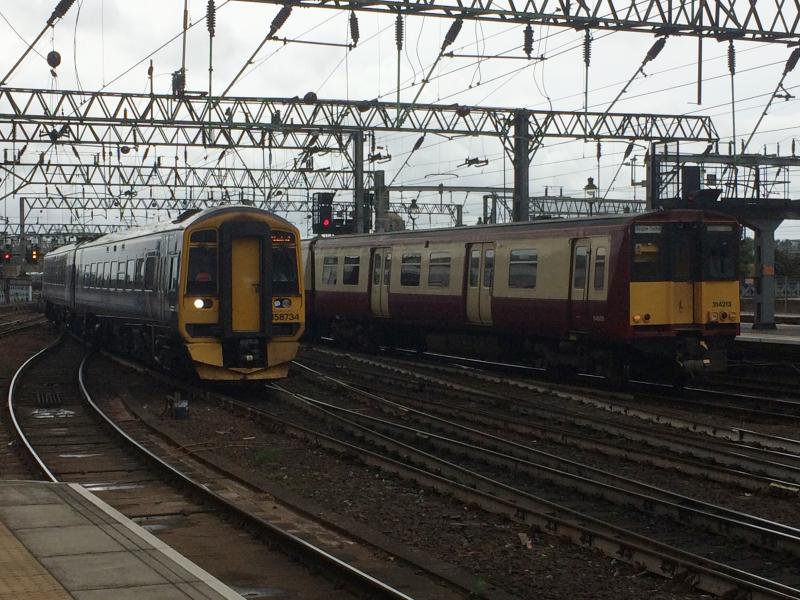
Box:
(178, 213, 304, 380)
(627, 213, 740, 375)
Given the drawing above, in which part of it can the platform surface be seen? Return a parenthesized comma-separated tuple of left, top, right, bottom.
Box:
(0, 480, 244, 600)
(737, 323, 800, 345)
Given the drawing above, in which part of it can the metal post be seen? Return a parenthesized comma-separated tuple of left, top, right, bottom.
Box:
(352, 131, 366, 233)
(750, 219, 782, 330)
(512, 110, 530, 222)
(373, 170, 388, 233)
(455, 205, 463, 227)
(18, 196, 25, 261)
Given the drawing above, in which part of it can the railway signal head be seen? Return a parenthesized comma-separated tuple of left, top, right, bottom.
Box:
(312, 192, 334, 234)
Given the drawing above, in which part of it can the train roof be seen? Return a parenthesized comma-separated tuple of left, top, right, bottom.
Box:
(308, 208, 738, 247)
(44, 205, 295, 257)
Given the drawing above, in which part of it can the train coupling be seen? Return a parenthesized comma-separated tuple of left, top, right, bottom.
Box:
(677, 338, 727, 373)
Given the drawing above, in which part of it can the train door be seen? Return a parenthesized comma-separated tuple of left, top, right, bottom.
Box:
(370, 247, 391, 317)
(569, 239, 591, 331)
(231, 237, 262, 332)
(466, 243, 494, 325)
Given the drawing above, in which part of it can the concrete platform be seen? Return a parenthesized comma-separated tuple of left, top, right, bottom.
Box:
(737, 323, 800, 346)
(0, 480, 244, 600)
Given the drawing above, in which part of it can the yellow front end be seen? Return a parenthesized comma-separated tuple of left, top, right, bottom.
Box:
(629, 281, 740, 327)
(178, 209, 305, 381)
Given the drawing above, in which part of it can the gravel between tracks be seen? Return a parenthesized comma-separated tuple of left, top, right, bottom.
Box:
(88, 354, 709, 600)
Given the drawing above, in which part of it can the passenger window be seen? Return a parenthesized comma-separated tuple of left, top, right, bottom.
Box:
(322, 256, 338, 285)
(144, 256, 157, 291)
(127, 259, 136, 289)
(117, 262, 126, 290)
(383, 253, 392, 285)
(573, 247, 588, 289)
(428, 253, 451, 287)
(483, 250, 495, 288)
(343, 255, 360, 285)
(372, 254, 382, 285)
(509, 249, 538, 289)
(103, 262, 111, 288)
(401, 253, 421, 286)
(168, 256, 179, 293)
(135, 258, 145, 289)
(594, 248, 607, 290)
(469, 250, 480, 287)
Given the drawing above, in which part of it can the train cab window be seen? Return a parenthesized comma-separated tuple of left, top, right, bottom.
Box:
(573, 247, 588, 289)
(632, 225, 666, 281)
(469, 250, 481, 287)
(186, 247, 216, 294)
(428, 253, 451, 287)
(509, 249, 538, 289)
(271, 232, 299, 294)
(594, 247, 607, 290)
(322, 256, 338, 285)
(400, 253, 421, 286)
(343, 256, 360, 286)
(704, 225, 737, 280)
(483, 250, 495, 288)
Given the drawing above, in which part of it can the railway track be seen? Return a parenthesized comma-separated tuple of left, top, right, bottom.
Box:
(6, 336, 420, 600)
(0, 313, 47, 337)
(250, 376, 800, 598)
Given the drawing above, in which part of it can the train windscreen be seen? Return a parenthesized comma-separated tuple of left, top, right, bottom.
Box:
(631, 225, 666, 281)
(187, 246, 218, 295)
(271, 231, 299, 295)
(703, 225, 738, 281)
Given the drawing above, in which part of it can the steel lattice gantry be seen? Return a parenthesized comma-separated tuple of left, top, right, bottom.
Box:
(0, 160, 364, 201)
(0, 87, 718, 224)
(237, 0, 800, 43)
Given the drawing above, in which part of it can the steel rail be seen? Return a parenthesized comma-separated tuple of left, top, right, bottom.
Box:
(329, 346, 800, 456)
(73, 355, 416, 600)
(315, 348, 800, 482)
(297, 352, 791, 493)
(6, 337, 63, 482)
(292, 359, 800, 554)
(266, 382, 800, 600)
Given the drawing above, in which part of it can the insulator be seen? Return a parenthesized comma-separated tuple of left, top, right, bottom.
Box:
(207, 0, 216, 37)
(441, 18, 463, 52)
(395, 14, 404, 52)
(349, 11, 360, 46)
(269, 5, 292, 38)
(596, 141, 601, 160)
(727, 40, 736, 75)
(644, 37, 666, 64)
(582, 29, 591, 66)
(412, 135, 425, 152)
(49, 0, 76, 25)
(785, 47, 800, 75)
(524, 24, 534, 58)
(46, 50, 61, 68)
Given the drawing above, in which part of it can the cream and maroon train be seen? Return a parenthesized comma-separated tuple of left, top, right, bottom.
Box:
(43, 206, 304, 380)
(303, 210, 741, 381)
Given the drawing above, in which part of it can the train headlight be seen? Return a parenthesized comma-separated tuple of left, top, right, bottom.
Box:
(273, 298, 292, 308)
(643, 313, 651, 322)
(633, 314, 642, 323)
(729, 312, 737, 320)
(273, 300, 281, 308)
(709, 311, 719, 322)
(193, 298, 212, 309)
(720, 311, 729, 321)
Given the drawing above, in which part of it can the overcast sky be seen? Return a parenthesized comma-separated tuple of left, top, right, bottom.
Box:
(1, 0, 799, 236)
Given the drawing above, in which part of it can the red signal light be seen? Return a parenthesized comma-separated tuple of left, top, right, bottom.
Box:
(322, 218, 331, 228)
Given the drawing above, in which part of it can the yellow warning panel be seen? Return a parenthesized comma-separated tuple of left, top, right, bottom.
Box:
(0, 521, 72, 600)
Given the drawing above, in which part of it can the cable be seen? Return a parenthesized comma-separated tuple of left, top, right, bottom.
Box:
(0, 9, 46, 60)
